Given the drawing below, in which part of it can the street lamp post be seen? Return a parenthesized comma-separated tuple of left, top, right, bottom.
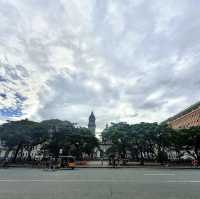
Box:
(59, 148, 63, 155)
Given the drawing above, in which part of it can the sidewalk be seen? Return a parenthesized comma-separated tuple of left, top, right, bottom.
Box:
(2, 161, 200, 170)
(75, 161, 200, 169)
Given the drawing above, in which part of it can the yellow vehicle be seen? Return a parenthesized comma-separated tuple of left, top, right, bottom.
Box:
(59, 156, 76, 169)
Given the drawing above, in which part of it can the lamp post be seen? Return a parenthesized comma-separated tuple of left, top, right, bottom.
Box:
(59, 148, 63, 156)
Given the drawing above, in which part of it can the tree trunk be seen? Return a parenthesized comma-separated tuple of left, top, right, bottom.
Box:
(160, 151, 164, 165)
(140, 148, 144, 165)
(136, 150, 139, 162)
(176, 150, 181, 161)
(158, 144, 164, 165)
(27, 147, 32, 161)
(4, 148, 11, 160)
(194, 146, 200, 166)
(12, 144, 22, 162)
(147, 151, 151, 161)
(19, 147, 24, 161)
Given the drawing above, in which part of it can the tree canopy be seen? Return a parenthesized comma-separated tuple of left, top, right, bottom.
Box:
(0, 119, 99, 161)
(102, 122, 200, 165)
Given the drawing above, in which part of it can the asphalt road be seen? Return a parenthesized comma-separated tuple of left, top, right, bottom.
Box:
(0, 168, 200, 199)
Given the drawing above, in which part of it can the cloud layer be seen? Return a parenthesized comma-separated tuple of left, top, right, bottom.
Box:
(1, 0, 200, 130)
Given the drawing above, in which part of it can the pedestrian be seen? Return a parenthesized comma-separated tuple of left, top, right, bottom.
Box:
(109, 158, 111, 166)
(52, 158, 56, 171)
(113, 158, 116, 168)
(116, 157, 119, 166)
(2, 157, 9, 168)
(48, 157, 53, 170)
(101, 157, 104, 166)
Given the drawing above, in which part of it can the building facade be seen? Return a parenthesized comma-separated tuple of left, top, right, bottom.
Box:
(166, 101, 200, 129)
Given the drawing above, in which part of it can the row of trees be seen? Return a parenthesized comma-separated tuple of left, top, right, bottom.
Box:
(0, 119, 99, 162)
(1, 119, 200, 165)
(102, 122, 200, 165)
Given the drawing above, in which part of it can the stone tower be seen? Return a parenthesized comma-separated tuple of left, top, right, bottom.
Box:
(88, 112, 96, 135)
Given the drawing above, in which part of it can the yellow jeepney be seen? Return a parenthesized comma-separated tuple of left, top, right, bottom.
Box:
(59, 156, 76, 169)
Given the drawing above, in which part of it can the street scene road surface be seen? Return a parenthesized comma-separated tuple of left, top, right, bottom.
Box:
(0, 168, 200, 199)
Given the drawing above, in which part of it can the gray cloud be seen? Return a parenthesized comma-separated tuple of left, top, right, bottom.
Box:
(0, 0, 200, 130)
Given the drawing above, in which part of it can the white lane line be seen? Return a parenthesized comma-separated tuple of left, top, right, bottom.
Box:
(4, 179, 200, 183)
(144, 174, 175, 176)
(167, 180, 200, 183)
(44, 173, 80, 176)
(0, 179, 136, 183)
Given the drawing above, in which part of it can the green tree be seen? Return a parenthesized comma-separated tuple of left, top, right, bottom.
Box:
(42, 120, 99, 160)
(153, 124, 172, 164)
(102, 122, 174, 165)
(102, 122, 131, 161)
(130, 122, 159, 165)
(180, 127, 200, 165)
(41, 119, 75, 158)
(169, 129, 186, 161)
(0, 119, 47, 161)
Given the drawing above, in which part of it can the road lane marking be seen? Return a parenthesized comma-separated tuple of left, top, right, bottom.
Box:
(2, 179, 200, 184)
(0, 179, 138, 183)
(167, 180, 200, 183)
(144, 173, 175, 176)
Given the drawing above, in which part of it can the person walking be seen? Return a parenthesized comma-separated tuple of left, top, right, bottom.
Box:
(101, 157, 104, 167)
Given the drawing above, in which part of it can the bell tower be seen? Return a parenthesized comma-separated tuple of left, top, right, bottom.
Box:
(88, 112, 96, 135)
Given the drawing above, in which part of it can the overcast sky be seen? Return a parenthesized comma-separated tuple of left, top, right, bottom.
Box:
(0, 0, 200, 131)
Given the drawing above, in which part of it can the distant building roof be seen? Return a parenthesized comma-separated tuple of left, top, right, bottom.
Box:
(165, 101, 200, 123)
